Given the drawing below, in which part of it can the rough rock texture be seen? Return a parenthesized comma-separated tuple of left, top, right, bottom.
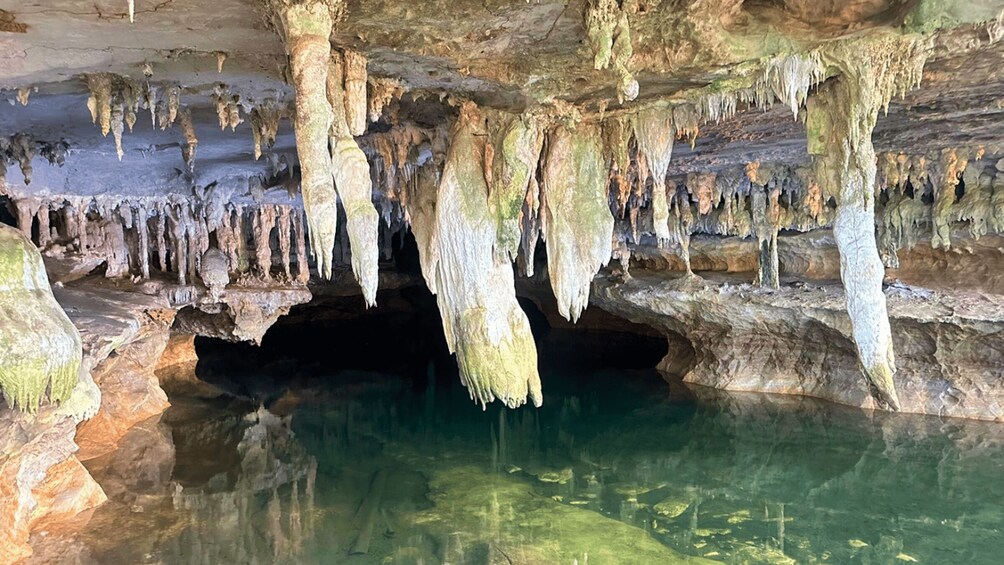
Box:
(71, 293, 175, 461)
(595, 273, 1004, 421)
(172, 285, 312, 344)
(0, 280, 176, 564)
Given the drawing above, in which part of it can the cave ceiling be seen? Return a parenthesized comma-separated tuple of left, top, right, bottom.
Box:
(0, 0, 1001, 201)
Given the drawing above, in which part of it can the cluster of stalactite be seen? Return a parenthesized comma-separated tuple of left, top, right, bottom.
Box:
(84, 73, 186, 162)
(0, 133, 68, 186)
(585, 0, 637, 103)
(596, 107, 832, 287)
(262, 0, 382, 304)
(80, 72, 296, 175)
(404, 102, 544, 409)
(876, 147, 1004, 267)
(11, 195, 311, 288)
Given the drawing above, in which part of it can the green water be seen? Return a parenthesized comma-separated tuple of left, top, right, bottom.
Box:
(76, 363, 1004, 564)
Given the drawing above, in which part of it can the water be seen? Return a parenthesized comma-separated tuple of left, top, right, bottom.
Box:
(63, 342, 1004, 564)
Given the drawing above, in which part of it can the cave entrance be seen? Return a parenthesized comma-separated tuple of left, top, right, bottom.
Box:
(191, 281, 671, 406)
(189, 232, 672, 406)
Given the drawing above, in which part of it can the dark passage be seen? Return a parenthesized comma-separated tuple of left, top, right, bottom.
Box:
(193, 281, 670, 405)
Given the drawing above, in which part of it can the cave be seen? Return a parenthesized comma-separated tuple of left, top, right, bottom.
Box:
(2, 1, 1004, 563)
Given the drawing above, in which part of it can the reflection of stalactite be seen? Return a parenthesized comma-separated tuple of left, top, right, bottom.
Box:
(168, 407, 316, 563)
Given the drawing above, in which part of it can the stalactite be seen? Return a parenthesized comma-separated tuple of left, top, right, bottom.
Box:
(342, 50, 368, 136)
(489, 112, 544, 263)
(197, 214, 211, 277)
(135, 204, 150, 278)
(270, 0, 340, 280)
(122, 78, 139, 132)
(15, 198, 36, 240)
(218, 206, 239, 272)
(39, 138, 69, 168)
(541, 123, 614, 322)
(689, 172, 717, 216)
(327, 54, 380, 305)
(180, 107, 198, 174)
(216, 51, 228, 73)
(277, 205, 292, 279)
(36, 203, 51, 249)
(930, 147, 973, 249)
(169, 205, 188, 285)
(634, 108, 674, 245)
(111, 99, 126, 160)
(749, 166, 780, 289)
(166, 85, 180, 128)
(367, 78, 402, 123)
(254, 206, 276, 281)
(250, 100, 283, 160)
(144, 83, 158, 128)
(75, 201, 90, 252)
(670, 188, 693, 273)
(102, 217, 130, 278)
(293, 209, 310, 283)
(805, 32, 929, 411)
(127, 0, 135, 23)
(213, 84, 230, 130)
(672, 105, 700, 148)
(955, 154, 992, 240)
(423, 102, 541, 409)
(155, 205, 167, 272)
(602, 115, 633, 218)
(10, 133, 35, 185)
(86, 74, 113, 136)
(236, 207, 250, 274)
(406, 162, 440, 291)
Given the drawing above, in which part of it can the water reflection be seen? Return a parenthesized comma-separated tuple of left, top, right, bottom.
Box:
(52, 365, 1004, 564)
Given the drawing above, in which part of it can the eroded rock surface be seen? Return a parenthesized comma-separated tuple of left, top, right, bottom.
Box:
(594, 273, 1004, 421)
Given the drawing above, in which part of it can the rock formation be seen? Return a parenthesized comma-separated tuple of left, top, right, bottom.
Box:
(0, 224, 82, 412)
(2, 1, 1004, 557)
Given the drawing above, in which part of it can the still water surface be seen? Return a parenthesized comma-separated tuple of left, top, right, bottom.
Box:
(68, 356, 1004, 564)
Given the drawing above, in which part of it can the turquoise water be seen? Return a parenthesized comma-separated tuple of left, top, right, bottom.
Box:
(73, 352, 1004, 564)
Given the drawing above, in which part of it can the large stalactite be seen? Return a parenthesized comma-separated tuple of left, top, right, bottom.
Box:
(270, 0, 341, 280)
(328, 53, 379, 306)
(806, 32, 929, 411)
(542, 123, 615, 322)
(417, 103, 542, 409)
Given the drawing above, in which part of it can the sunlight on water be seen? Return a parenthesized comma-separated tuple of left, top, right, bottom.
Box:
(69, 364, 1004, 564)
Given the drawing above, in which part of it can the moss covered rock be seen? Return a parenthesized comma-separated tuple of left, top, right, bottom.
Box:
(0, 224, 82, 412)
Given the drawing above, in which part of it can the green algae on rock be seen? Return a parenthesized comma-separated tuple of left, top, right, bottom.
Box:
(0, 224, 83, 412)
(424, 102, 542, 409)
(542, 122, 615, 322)
(409, 463, 720, 565)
